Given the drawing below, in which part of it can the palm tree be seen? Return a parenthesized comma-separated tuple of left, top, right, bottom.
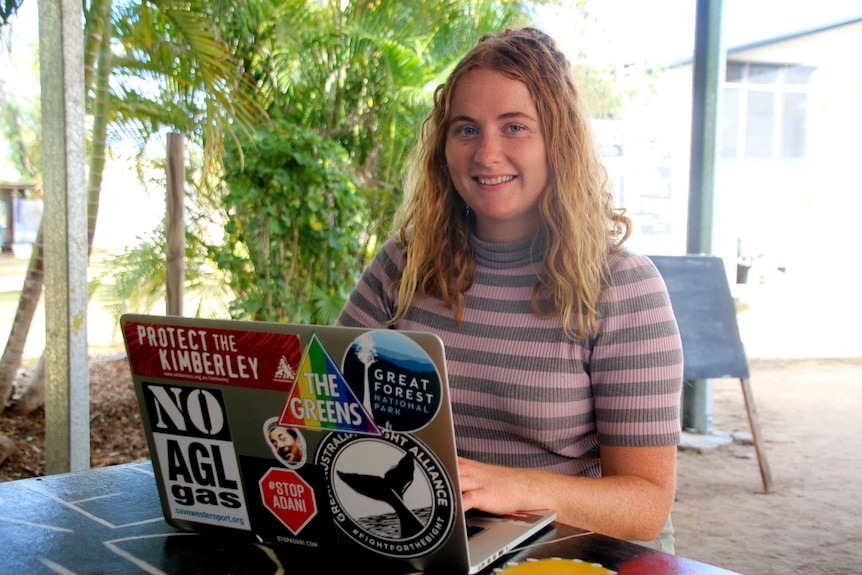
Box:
(0, 0, 268, 409)
(215, 0, 537, 325)
(266, 0, 534, 258)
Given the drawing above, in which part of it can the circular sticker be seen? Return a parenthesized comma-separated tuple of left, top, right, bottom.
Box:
(341, 331, 442, 432)
(315, 431, 456, 558)
(495, 558, 617, 574)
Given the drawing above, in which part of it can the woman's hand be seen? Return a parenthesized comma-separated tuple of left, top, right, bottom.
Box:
(456, 444, 677, 542)
(458, 457, 544, 514)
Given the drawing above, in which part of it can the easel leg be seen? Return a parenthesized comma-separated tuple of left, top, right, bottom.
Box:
(740, 377, 774, 493)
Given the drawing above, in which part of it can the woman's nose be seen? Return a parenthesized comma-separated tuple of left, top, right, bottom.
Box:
(474, 135, 503, 165)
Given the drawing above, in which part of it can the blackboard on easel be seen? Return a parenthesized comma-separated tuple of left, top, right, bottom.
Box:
(647, 254, 749, 380)
(648, 254, 773, 493)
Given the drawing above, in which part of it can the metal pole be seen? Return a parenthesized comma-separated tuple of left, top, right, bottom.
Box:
(685, 0, 726, 433)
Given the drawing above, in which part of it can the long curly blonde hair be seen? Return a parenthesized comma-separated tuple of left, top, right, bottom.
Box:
(392, 27, 631, 340)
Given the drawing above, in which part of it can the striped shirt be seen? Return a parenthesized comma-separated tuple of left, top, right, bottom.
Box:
(336, 233, 683, 478)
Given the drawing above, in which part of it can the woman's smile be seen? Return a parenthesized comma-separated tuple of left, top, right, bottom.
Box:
(445, 68, 549, 244)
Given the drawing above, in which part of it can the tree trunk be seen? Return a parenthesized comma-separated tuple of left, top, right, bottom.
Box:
(85, 0, 113, 258)
(0, 230, 44, 407)
(10, 354, 45, 414)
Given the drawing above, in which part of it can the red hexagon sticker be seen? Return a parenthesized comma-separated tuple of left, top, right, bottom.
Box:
(259, 467, 317, 535)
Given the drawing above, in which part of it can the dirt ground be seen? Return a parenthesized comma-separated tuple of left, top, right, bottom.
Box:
(672, 357, 862, 575)
(1, 355, 861, 575)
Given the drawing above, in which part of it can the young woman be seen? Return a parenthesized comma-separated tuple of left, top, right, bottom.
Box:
(336, 27, 683, 552)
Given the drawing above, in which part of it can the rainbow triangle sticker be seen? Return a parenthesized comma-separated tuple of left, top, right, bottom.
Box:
(277, 332, 381, 436)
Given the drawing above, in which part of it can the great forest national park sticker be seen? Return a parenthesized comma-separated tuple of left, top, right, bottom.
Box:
(341, 330, 442, 432)
(315, 430, 456, 559)
(277, 332, 381, 436)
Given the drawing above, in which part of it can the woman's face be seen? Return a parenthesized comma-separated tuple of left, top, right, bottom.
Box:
(444, 68, 550, 243)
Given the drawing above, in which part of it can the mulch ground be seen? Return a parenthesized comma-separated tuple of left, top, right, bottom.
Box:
(0, 354, 149, 482)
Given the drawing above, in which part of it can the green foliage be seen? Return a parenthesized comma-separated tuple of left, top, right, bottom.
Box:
(215, 118, 364, 324)
(0, 80, 40, 181)
(79, 0, 271, 324)
(29, 0, 585, 329)
(205, 0, 538, 322)
(0, 0, 23, 28)
(103, 0, 266, 185)
(253, 1, 528, 262)
(0, 19, 41, 183)
(93, 222, 234, 321)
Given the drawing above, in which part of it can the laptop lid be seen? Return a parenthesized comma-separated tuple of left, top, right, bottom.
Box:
(120, 313, 555, 573)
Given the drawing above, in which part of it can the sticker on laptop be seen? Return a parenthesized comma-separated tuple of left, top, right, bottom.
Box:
(277, 332, 382, 436)
(264, 417, 307, 468)
(316, 430, 456, 558)
(141, 382, 251, 530)
(341, 330, 442, 432)
(258, 466, 318, 536)
(123, 320, 303, 391)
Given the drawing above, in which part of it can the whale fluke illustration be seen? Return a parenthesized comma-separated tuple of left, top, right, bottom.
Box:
(336, 453, 424, 537)
(383, 451, 416, 493)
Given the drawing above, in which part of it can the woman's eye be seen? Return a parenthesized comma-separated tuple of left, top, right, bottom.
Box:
(456, 125, 478, 136)
(507, 124, 526, 133)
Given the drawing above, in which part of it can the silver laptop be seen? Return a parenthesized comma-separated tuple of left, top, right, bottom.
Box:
(120, 313, 556, 574)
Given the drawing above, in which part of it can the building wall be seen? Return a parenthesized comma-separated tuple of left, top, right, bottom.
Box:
(626, 21, 862, 357)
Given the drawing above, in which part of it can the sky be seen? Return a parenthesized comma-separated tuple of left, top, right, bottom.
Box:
(0, 1, 39, 180)
(538, 0, 862, 66)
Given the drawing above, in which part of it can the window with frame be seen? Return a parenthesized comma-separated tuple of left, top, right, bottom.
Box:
(721, 61, 816, 161)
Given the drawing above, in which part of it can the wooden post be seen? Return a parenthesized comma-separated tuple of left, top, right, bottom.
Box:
(165, 133, 185, 316)
(740, 377, 775, 493)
